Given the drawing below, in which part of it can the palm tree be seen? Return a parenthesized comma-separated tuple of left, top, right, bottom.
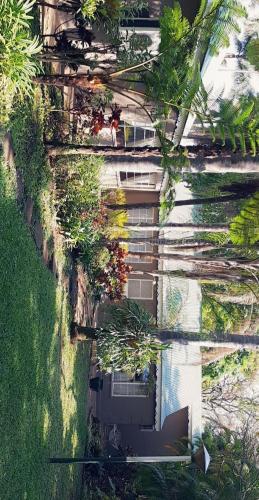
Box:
(46, 142, 259, 173)
(125, 222, 229, 233)
(134, 268, 258, 286)
(72, 299, 259, 353)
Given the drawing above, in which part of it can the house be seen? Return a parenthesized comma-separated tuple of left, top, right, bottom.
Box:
(95, 178, 203, 456)
(95, 343, 202, 457)
(100, 156, 165, 317)
(94, 1, 204, 458)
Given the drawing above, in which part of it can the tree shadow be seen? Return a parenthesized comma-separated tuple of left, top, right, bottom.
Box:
(0, 192, 88, 499)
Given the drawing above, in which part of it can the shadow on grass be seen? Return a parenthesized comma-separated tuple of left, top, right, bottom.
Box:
(0, 171, 89, 499)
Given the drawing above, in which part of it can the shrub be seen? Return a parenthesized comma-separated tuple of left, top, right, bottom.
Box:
(230, 192, 259, 245)
(0, 0, 41, 124)
(105, 189, 128, 240)
(81, 0, 104, 18)
(95, 242, 132, 300)
(202, 349, 257, 388)
(55, 158, 130, 299)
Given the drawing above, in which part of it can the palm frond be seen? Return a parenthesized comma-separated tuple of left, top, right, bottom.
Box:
(206, 0, 247, 55)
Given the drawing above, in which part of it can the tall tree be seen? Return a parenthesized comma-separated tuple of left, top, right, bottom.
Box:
(127, 251, 259, 271)
(72, 299, 259, 350)
(125, 223, 229, 233)
(133, 268, 257, 285)
(46, 143, 259, 173)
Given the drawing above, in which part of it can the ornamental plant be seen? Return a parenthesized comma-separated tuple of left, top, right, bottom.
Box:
(96, 242, 132, 300)
(0, 0, 42, 124)
(71, 299, 168, 374)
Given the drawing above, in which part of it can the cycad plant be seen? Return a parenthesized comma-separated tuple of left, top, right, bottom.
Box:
(192, 90, 259, 155)
(0, 0, 42, 124)
(230, 192, 259, 246)
(202, 0, 247, 56)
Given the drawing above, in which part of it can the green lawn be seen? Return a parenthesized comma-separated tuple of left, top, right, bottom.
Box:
(0, 160, 89, 499)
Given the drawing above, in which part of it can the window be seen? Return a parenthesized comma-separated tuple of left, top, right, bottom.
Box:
(127, 279, 153, 300)
(127, 208, 154, 224)
(119, 121, 157, 147)
(126, 231, 153, 264)
(139, 425, 154, 431)
(120, 171, 156, 190)
(112, 371, 149, 397)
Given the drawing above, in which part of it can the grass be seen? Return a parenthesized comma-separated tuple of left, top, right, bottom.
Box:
(0, 158, 90, 499)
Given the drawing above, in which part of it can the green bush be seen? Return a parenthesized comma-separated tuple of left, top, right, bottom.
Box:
(0, 0, 41, 125)
(202, 349, 257, 388)
(81, 0, 104, 18)
(55, 154, 103, 248)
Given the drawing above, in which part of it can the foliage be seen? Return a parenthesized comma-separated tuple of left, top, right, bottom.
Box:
(96, 299, 165, 374)
(203, 0, 247, 56)
(0, 158, 90, 499)
(230, 192, 259, 245)
(0, 0, 42, 124)
(245, 37, 259, 70)
(186, 172, 250, 233)
(55, 159, 130, 298)
(192, 92, 259, 155)
(142, 1, 246, 120)
(134, 423, 259, 500)
(55, 154, 103, 247)
(202, 349, 257, 388)
(95, 0, 147, 21)
(94, 242, 132, 300)
(10, 90, 49, 198)
(87, 105, 121, 136)
(201, 291, 249, 334)
(105, 188, 128, 239)
(166, 288, 183, 327)
(201, 423, 259, 500)
(145, 4, 194, 118)
(81, 0, 104, 18)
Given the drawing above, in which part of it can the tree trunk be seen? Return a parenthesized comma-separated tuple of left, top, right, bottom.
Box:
(117, 237, 259, 251)
(156, 330, 259, 348)
(46, 143, 259, 173)
(125, 223, 229, 233)
(107, 192, 249, 211)
(132, 269, 256, 285)
(125, 240, 218, 254)
(127, 252, 259, 271)
(36, 0, 77, 11)
(33, 74, 107, 89)
(207, 292, 258, 305)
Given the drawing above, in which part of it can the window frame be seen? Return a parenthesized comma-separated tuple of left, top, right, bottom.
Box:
(111, 372, 149, 398)
(126, 278, 154, 300)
